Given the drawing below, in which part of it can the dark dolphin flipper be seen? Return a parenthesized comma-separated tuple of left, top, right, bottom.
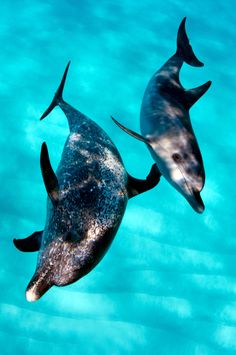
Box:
(40, 142, 60, 206)
(128, 164, 161, 198)
(13, 231, 43, 252)
(111, 116, 149, 144)
(111, 116, 161, 196)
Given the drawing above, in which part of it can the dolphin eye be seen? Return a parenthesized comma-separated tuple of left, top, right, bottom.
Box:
(172, 153, 182, 163)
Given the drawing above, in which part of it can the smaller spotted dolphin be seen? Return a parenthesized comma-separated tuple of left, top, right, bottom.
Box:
(112, 18, 211, 213)
(13, 62, 161, 302)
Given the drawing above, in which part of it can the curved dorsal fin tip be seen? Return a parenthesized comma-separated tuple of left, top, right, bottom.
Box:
(185, 80, 212, 109)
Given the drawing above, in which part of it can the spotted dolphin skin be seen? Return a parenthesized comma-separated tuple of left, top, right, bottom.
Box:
(13, 62, 161, 302)
(112, 18, 211, 213)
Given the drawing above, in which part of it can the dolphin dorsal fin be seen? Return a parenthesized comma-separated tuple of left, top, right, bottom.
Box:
(13, 231, 43, 252)
(40, 142, 60, 206)
(184, 80, 212, 109)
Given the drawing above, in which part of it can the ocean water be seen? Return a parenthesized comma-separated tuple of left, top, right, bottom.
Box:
(0, 0, 235, 354)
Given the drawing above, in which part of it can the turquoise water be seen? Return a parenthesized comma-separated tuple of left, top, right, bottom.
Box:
(0, 1, 235, 354)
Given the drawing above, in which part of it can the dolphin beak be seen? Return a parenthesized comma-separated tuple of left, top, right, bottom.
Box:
(26, 288, 41, 302)
(26, 271, 53, 302)
(187, 189, 205, 214)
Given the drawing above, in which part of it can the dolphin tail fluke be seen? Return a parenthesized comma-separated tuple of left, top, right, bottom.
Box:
(26, 270, 53, 302)
(176, 17, 204, 67)
(40, 61, 71, 120)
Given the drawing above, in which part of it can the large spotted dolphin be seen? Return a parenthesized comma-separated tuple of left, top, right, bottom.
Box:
(112, 18, 211, 213)
(13, 62, 161, 302)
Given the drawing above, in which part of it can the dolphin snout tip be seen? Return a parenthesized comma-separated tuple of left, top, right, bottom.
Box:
(26, 289, 40, 302)
(194, 202, 205, 214)
(190, 189, 205, 214)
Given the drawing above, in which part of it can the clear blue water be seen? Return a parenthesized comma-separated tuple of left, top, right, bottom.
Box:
(0, 1, 235, 354)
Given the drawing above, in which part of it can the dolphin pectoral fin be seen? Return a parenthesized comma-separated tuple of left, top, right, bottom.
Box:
(13, 231, 43, 252)
(127, 164, 161, 198)
(40, 61, 70, 120)
(111, 116, 150, 145)
(185, 81, 212, 109)
(40, 142, 60, 206)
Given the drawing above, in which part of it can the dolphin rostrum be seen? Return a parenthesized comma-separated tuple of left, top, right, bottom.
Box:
(13, 62, 161, 302)
(112, 18, 211, 213)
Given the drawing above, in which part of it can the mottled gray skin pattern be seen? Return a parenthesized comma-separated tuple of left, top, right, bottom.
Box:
(140, 55, 205, 212)
(29, 101, 128, 298)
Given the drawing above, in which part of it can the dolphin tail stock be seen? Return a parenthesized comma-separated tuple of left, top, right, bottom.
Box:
(40, 61, 71, 120)
(176, 17, 204, 67)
